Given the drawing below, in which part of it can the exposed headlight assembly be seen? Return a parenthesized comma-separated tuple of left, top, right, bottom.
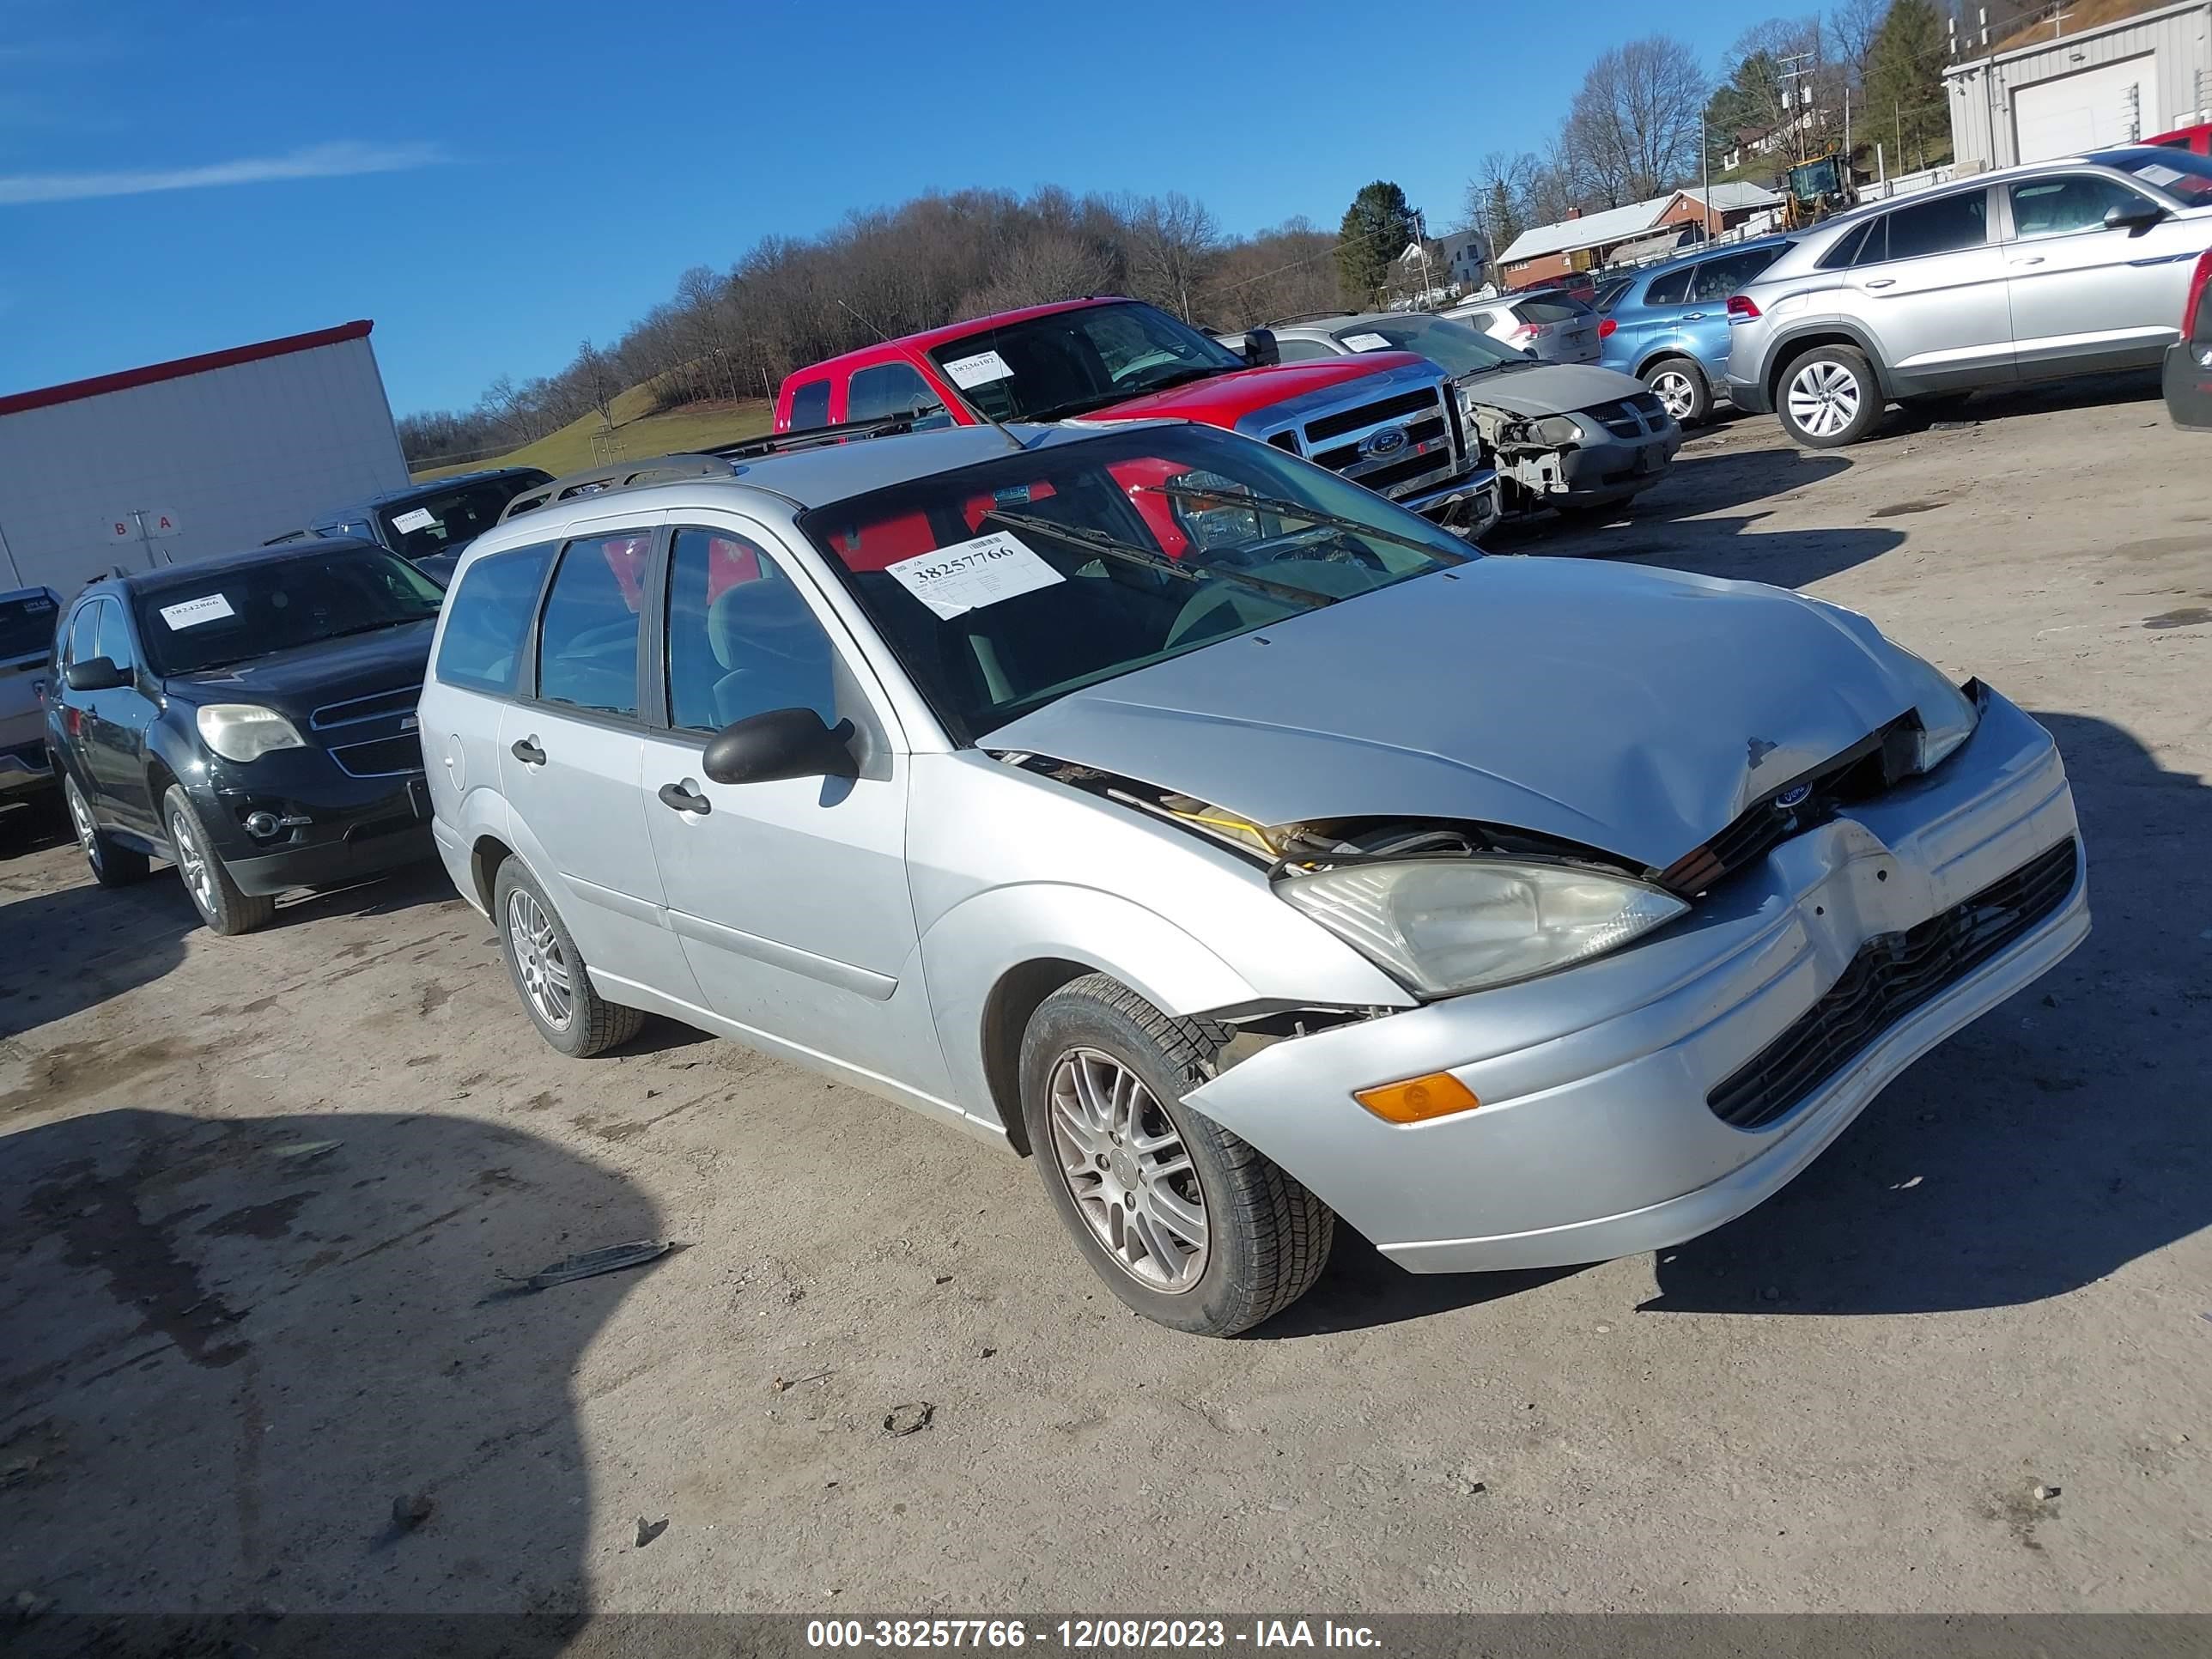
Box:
(1279, 859, 1688, 998)
(197, 703, 307, 763)
(1523, 415, 1584, 447)
(1893, 649, 1980, 773)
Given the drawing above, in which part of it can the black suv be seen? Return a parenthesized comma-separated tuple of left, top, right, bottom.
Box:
(47, 540, 445, 934)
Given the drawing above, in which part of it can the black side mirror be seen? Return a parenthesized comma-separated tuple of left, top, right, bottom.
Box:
(2105, 200, 2166, 232)
(701, 707, 858, 787)
(64, 657, 126, 693)
(1242, 328, 1279, 368)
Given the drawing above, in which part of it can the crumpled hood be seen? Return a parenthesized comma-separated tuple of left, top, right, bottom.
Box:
(986, 559, 1932, 871)
(1460, 362, 1651, 418)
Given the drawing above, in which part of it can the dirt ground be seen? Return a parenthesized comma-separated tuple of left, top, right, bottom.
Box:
(3, 374, 2207, 1624)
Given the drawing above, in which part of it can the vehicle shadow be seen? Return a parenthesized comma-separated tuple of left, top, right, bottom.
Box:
(1892, 368, 2160, 431)
(1519, 507, 1908, 592)
(2, 1105, 660, 1653)
(0, 860, 463, 1043)
(1265, 710, 2203, 1334)
(1486, 447, 1853, 550)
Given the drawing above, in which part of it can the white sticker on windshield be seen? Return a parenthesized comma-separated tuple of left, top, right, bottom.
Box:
(941, 349, 1015, 389)
(2136, 162, 2185, 186)
(158, 594, 236, 630)
(884, 531, 1064, 620)
(391, 507, 440, 534)
(1341, 331, 1395, 352)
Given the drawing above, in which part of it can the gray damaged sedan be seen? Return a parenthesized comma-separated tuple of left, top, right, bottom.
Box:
(419, 420, 2088, 1336)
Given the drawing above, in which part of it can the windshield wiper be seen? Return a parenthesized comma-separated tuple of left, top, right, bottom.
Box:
(1134, 483, 1472, 563)
(979, 510, 1333, 610)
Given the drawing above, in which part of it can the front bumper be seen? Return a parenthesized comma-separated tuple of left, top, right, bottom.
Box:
(1184, 690, 2087, 1274)
(1398, 466, 1502, 536)
(1551, 425, 1681, 504)
(194, 754, 434, 896)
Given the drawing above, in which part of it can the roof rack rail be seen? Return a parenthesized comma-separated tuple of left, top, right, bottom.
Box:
(710, 406, 944, 461)
(1266, 310, 1357, 327)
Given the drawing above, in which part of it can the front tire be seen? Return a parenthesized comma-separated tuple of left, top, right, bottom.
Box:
(65, 775, 150, 888)
(1018, 974, 1334, 1336)
(1642, 356, 1711, 426)
(163, 785, 273, 935)
(492, 858, 644, 1058)
(1777, 344, 1884, 447)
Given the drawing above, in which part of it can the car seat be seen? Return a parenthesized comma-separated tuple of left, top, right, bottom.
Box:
(705, 567, 834, 728)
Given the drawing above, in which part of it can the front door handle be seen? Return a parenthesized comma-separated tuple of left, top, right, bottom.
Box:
(510, 737, 546, 765)
(657, 781, 711, 816)
(2011, 255, 2046, 266)
(1682, 310, 1707, 319)
(1863, 278, 1897, 289)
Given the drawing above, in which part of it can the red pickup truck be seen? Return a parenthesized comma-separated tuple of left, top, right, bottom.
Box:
(773, 297, 1500, 534)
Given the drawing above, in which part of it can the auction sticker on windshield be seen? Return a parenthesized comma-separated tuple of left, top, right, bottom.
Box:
(941, 349, 1015, 390)
(391, 507, 440, 534)
(884, 530, 1063, 619)
(1342, 331, 1394, 352)
(157, 594, 236, 630)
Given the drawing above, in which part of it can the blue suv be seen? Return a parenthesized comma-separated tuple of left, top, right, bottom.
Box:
(1597, 240, 1788, 427)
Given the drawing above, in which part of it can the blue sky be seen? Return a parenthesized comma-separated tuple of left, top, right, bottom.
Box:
(1, 0, 1753, 416)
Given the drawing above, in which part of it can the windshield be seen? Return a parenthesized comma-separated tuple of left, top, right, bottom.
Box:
(2108, 147, 2212, 204)
(377, 477, 543, 561)
(132, 547, 445, 676)
(799, 425, 1472, 742)
(0, 592, 58, 660)
(926, 301, 1246, 423)
(1330, 314, 1527, 376)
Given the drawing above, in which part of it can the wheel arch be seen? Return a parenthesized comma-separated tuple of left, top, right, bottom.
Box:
(1634, 345, 1708, 381)
(979, 957, 1097, 1158)
(469, 833, 515, 915)
(1763, 324, 1891, 405)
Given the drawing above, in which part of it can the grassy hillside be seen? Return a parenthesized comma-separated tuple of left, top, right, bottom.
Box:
(412, 383, 775, 482)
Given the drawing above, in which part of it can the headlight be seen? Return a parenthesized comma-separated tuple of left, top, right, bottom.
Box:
(1278, 859, 1688, 997)
(1893, 649, 1979, 773)
(196, 704, 307, 763)
(1525, 415, 1583, 447)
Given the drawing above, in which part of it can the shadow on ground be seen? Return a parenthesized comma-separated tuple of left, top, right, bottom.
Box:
(2, 1105, 661, 1653)
(1270, 710, 2207, 1333)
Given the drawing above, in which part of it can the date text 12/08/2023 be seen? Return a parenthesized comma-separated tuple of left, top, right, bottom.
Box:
(805, 1621, 1382, 1650)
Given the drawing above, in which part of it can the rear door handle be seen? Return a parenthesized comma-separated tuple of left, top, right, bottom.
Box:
(2011, 256, 2046, 266)
(657, 781, 711, 816)
(1682, 311, 1707, 319)
(509, 737, 546, 765)
(1863, 278, 1897, 289)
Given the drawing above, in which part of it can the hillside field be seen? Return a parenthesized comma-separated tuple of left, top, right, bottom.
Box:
(412, 385, 775, 482)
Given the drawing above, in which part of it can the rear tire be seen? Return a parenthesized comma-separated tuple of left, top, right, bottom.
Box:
(163, 785, 274, 935)
(1641, 356, 1711, 426)
(492, 858, 645, 1058)
(1776, 344, 1884, 447)
(1018, 973, 1334, 1337)
(64, 775, 150, 889)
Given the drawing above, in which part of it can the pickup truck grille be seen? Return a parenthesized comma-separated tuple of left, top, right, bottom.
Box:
(1283, 382, 1464, 501)
(310, 683, 424, 778)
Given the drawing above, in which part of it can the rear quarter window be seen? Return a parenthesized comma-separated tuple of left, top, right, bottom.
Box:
(787, 378, 833, 429)
(434, 543, 556, 696)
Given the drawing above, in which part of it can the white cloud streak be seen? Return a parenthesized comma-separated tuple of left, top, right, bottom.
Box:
(0, 139, 445, 206)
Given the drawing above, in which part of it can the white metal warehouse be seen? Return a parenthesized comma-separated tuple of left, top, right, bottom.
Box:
(1946, 0, 2212, 170)
(0, 320, 410, 596)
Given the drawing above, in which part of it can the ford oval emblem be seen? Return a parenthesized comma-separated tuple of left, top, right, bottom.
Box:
(1774, 783, 1813, 811)
(1360, 425, 1409, 459)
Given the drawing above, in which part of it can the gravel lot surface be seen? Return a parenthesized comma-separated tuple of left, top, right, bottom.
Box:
(3, 375, 2206, 1621)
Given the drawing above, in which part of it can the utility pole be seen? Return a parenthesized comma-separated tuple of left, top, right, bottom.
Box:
(1778, 51, 1816, 163)
(1844, 85, 1852, 170)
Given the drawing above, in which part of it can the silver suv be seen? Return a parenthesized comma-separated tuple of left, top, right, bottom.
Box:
(1728, 146, 2212, 447)
(417, 419, 2086, 1335)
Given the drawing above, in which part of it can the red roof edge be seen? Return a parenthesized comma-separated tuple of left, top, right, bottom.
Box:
(0, 319, 375, 419)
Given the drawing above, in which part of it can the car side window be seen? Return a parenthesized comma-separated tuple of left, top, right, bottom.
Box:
(1275, 337, 1342, 362)
(1642, 267, 1694, 307)
(1689, 252, 1769, 304)
(2008, 174, 2153, 238)
(664, 527, 838, 735)
(848, 362, 947, 425)
(787, 378, 832, 428)
(65, 604, 100, 668)
(434, 543, 556, 696)
(1878, 190, 1988, 261)
(537, 534, 648, 718)
(93, 600, 137, 673)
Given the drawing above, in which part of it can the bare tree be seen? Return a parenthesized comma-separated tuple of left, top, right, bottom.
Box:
(1125, 191, 1221, 320)
(1829, 0, 1886, 88)
(1563, 36, 1710, 205)
(575, 340, 619, 430)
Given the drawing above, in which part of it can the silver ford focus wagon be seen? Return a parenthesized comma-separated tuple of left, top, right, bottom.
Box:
(417, 418, 2087, 1335)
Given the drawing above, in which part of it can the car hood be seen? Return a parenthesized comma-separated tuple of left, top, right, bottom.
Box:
(164, 618, 436, 725)
(1458, 361, 1651, 416)
(1076, 353, 1432, 428)
(985, 559, 1933, 871)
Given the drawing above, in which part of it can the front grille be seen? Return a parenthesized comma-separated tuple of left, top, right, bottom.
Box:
(1661, 717, 1920, 896)
(1706, 836, 2079, 1131)
(1312, 414, 1449, 471)
(1305, 389, 1442, 443)
(1351, 447, 1461, 495)
(1581, 392, 1672, 439)
(310, 684, 422, 732)
(330, 733, 423, 778)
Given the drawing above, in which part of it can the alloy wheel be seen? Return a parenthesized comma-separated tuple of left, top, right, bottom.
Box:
(1651, 369, 1697, 422)
(65, 780, 101, 874)
(1787, 360, 1861, 437)
(1046, 1047, 1209, 1292)
(169, 811, 214, 915)
(507, 889, 574, 1030)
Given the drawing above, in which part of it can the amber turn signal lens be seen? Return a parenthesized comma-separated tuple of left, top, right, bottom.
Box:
(1354, 1072, 1481, 1124)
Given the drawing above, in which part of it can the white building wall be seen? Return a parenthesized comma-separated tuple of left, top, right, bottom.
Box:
(0, 332, 408, 595)
(1948, 0, 2212, 170)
